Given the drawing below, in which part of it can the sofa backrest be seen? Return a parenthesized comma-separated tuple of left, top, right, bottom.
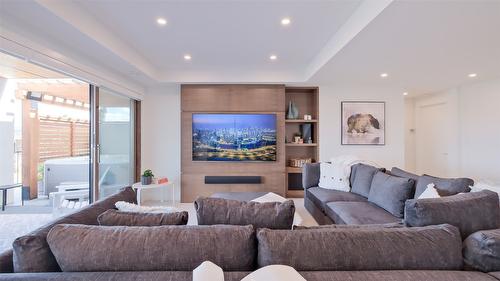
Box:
(404, 190, 500, 238)
(257, 224, 463, 271)
(12, 186, 136, 273)
(47, 224, 256, 272)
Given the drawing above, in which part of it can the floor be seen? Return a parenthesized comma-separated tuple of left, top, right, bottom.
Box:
(0, 197, 317, 253)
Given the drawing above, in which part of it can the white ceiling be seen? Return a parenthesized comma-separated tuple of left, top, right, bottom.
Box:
(1, 0, 500, 95)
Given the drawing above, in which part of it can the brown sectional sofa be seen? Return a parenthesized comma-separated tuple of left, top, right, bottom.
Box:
(1, 186, 500, 280)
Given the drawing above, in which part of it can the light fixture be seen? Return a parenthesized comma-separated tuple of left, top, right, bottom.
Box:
(43, 94, 54, 101)
(66, 99, 74, 105)
(184, 54, 192, 61)
(55, 97, 65, 103)
(380, 73, 388, 78)
(281, 18, 291, 26)
(270, 55, 277, 61)
(75, 101, 83, 107)
(403, 92, 408, 96)
(157, 18, 167, 26)
(468, 73, 477, 78)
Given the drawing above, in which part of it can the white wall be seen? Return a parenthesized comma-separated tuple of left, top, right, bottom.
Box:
(458, 78, 500, 183)
(410, 77, 500, 183)
(318, 84, 405, 168)
(140, 84, 181, 202)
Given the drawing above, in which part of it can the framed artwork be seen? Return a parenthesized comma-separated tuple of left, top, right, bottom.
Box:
(341, 101, 385, 145)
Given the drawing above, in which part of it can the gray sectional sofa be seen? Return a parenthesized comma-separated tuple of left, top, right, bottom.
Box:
(303, 162, 481, 226)
(1, 186, 500, 280)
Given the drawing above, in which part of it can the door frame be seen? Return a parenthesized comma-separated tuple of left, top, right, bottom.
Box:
(90, 86, 141, 203)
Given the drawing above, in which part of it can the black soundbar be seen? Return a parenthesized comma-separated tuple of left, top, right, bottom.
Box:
(205, 176, 262, 184)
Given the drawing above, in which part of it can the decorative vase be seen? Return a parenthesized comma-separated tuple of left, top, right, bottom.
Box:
(287, 101, 299, 119)
(141, 176, 152, 185)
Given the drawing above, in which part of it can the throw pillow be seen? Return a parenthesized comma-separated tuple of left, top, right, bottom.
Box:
(115, 201, 180, 213)
(350, 163, 385, 198)
(418, 183, 441, 199)
(368, 172, 415, 218)
(97, 209, 188, 226)
(195, 197, 295, 229)
(414, 175, 473, 198)
(318, 162, 350, 192)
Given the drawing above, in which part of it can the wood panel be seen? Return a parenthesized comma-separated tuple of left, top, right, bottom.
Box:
(181, 84, 285, 112)
(181, 84, 286, 202)
(182, 173, 286, 202)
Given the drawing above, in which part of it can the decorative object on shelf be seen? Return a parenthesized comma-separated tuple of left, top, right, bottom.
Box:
(292, 132, 303, 144)
(157, 177, 169, 184)
(141, 169, 154, 185)
(303, 114, 312, 120)
(286, 100, 299, 119)
(300, 124, 312, 144)
(289, 158, 312, 168)
(341, 101, 385, 145)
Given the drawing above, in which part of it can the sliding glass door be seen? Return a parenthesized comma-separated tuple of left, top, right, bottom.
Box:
(91, 87, 136, 201)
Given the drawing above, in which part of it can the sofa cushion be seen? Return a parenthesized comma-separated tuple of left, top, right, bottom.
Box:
(368, 172, 415, 218)
(302, 163, 321, 189)
(415, 174, 473, 198)
(12, 187, 136, 273)
(325, 201, 400, 225)
(0, 249, 13, 273)
(306, 187, 367, 212)
(47, 224, 256, 272)
(257, 224, 463, 271)
(0, 271, 496, 281)
(97, 209, 188, 226)
(195, 197, 294, 229)
(350, 163, 384, 198)
(463, 229, 500, 272)
(404, 190, 500, 238)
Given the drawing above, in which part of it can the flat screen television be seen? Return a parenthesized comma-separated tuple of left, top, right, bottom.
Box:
(192, 113, 277, 161)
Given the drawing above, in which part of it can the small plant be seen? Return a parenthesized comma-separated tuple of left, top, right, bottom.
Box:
(142, 169, 154, 178)
(141, 169, 154, 185)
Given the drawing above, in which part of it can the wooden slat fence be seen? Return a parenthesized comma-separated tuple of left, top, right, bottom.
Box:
(38, 118, 89, 161)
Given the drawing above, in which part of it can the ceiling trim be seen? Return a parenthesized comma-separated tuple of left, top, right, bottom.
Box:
(0, 29, 145, 100)
(35, 0, 161, 82)
(304, 0, 393, 80)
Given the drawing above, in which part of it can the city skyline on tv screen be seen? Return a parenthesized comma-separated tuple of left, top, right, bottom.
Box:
(192, 114, 277, 161)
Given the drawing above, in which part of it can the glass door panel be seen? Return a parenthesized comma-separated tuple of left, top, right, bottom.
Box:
(95, 88, 135, 200)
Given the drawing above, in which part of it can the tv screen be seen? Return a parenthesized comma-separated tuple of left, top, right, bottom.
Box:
(192, 113, 277, 161)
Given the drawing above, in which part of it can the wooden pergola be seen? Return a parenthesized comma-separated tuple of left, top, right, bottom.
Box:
(16, 81, 90, 199)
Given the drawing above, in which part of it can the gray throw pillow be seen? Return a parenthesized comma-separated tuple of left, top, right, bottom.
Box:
(414, 174, 473, 198)
(47, 224, 256, 272)
(195, 197, 295, 229)
(350, 164, 384, 198)
(97, 209, 188, 226)
(404, 190, 500, 238)
(463, 229, 500, 272)
(257, 224, 462, 271)
(368, 172, 415, 218)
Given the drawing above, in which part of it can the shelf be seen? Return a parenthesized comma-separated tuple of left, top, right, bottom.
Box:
(285, 119, 318, 123)
(286, 166, 303, 173)
(285, 143, 317, 147)
(286, 189, 304, 198)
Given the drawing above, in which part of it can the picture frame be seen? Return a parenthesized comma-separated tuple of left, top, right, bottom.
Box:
(341, 101, 385, 145)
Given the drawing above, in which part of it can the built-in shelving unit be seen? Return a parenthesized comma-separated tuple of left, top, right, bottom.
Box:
(284, 86, 319, 198)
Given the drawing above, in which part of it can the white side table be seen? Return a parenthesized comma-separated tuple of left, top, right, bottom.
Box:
(132, 182, 175, 206)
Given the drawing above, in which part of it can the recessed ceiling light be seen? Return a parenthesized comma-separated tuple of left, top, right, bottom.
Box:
(403, 92, 408, 96)
(184, 54, 192, 61)
(157, 18, 167, 26)
(380, 73, 388, 78)
(281, 18, 291, 26)
(468, 73, 477, 78)
(269, 55, 277, 61)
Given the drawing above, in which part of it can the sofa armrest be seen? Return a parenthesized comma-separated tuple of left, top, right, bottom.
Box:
(0, 249, 13, 273)
(463, 229, 500, 272)
(302, 163, 320, 189)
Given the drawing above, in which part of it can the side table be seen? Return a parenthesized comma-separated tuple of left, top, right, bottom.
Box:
(131, 182, 175, 206)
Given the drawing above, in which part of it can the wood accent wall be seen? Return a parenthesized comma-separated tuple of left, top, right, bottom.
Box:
(181, 85, 286, 202)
